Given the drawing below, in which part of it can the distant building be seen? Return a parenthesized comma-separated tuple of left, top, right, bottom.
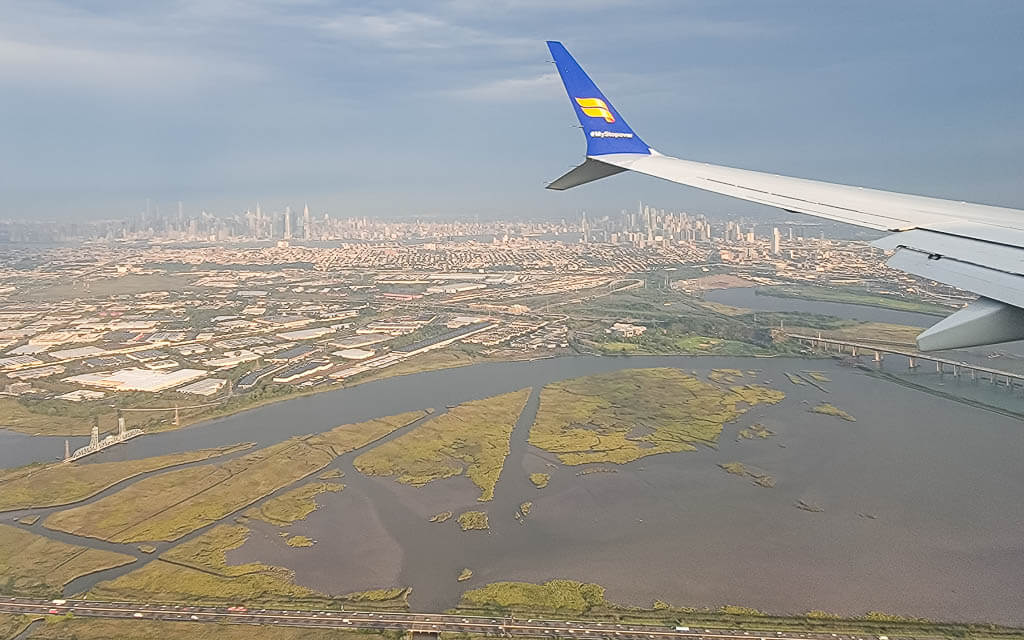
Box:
(50, 346, 106, 360)
(330, 334, 391, 349)
(357, 321, 424, 335)
(273, 359, 333, 383)
(8, 364, 65, 380)
(203, 350, 260, 369)
(56, 389, 106, 402)
(426, 282, 487, 295)
(64, 368, 208, 392)
(608, 322, 647, 338)
(0, 355, 44, 370)
(4, 382, 34, 395)
(269, 344, 318, 362)
(277, 326, 334, 341)
(177, 378, 227, 396)
(447, 315, 487, 329)
(332, 348, 376, 360)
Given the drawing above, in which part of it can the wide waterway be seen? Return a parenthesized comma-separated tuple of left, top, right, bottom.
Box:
(3, 353, 1023, 624)
(704, 287, 941, 326)
(3, 295, 1024, 625)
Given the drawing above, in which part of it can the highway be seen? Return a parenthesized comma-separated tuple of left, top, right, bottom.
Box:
(0, 597, 918, 640)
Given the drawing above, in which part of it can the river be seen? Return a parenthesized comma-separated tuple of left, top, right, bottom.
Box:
(704, 287, 941, 326)
(2, 301, 1023, 625)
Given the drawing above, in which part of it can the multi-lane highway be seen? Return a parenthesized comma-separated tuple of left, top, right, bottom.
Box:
(0, 596, 913, 640)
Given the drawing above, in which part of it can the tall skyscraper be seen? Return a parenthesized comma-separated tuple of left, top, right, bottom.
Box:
(581, 211, 589, 244)
(284, 205, 292, 240)
(772, 227, 781, 255)
(303, 202, 311, 240)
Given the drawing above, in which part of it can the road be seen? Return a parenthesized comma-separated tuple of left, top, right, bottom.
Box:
(0, 597, 917, 640)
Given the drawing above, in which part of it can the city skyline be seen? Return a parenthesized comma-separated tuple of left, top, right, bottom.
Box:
(0, 198, 880, 245)
(2, 1, 1023, 220)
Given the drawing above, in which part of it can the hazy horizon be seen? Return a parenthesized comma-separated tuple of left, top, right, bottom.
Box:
(2, 0, 1022, 221)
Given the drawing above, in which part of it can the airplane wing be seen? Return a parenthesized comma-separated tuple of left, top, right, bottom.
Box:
(545, 40, 1024, 352)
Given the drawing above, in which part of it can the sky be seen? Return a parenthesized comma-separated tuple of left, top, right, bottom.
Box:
(1, 0, 1022, 221)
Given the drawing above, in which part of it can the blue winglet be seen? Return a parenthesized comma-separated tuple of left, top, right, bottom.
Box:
(547, 41, 650, 156)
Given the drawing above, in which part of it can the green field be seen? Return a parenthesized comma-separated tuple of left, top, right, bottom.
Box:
(458, 511, 490, 531)
(566, 288, 785, 356)
(811, 403, 857, 421)
(529, 473, 550, 488)
(456, 580, 1024, 639)
(529, 369, 784, 465)
(460, 579, 605, 614)
(782, 320, 922, 346)
(44, 412, 425, 542)
(354, 389, 531, 501)
(718, 462, 775, 488)
(244, 482, 344, 525)
(0, 613, 37, 639)
(0, 524, 135, 597)
(0, 397, 107, 436)
(596, 334, 772, 356)
(0, 443, 252, 512)
(88, 524, 410, 610)
(22, 617, 391, 640)
(285, 535, 315, 547)
(737, 424, 774, 440)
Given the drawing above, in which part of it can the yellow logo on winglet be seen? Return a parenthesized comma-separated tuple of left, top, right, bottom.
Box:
(575, 97, 615, 123)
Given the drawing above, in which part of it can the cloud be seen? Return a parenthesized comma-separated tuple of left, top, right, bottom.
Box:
(0, 38, 262, 94)
(318, 9, 532, 51)
(452, 72, 561, 101)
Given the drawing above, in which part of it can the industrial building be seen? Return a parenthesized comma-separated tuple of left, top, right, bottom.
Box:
(272, 359, 333, 383)
(177, 378, 227, 396)
(64, 367, 208, 392)
(277, 326, 335, 341)
(333, 348, 375, 360)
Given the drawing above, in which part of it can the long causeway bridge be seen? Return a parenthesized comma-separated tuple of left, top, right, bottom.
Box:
(787, 333, 1024, 388)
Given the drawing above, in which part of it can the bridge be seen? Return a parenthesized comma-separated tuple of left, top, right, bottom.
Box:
(787, 333, 1024, 388)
